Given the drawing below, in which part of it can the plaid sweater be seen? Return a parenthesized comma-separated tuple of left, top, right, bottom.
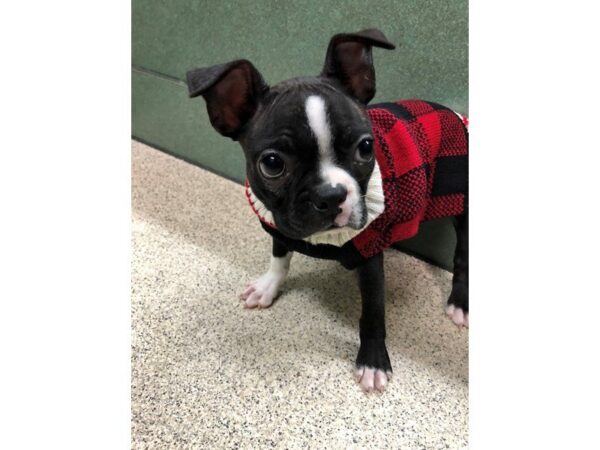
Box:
(247, 99, 468, 269)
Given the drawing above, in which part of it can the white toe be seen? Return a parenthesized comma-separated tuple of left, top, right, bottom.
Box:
(374, 370, 388, 391)
(354, 366, 365, 381)
(239, 284, 255, 300)
(360, 367, 376, 391)
(446, 305, 469, 328)
(356, 366, 391, 393)
(244, 291, 261, 308)
(452, 307, 464, 326)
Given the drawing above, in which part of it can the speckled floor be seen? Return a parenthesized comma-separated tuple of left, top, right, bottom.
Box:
(131, 141, 468, 449)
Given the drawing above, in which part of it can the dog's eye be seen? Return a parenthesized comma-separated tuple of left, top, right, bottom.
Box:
(259, 152, 286, 178)
(355, 138, 374, 163)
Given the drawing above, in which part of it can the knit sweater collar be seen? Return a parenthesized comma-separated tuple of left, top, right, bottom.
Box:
(245, 161, 385, 247)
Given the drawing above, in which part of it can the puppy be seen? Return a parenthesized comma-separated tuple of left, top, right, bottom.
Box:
(186, 28, 468, 392)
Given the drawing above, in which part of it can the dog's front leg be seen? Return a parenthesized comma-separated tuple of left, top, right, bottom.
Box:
(354, 252, 392, 392)
(239, 238, 292, 309)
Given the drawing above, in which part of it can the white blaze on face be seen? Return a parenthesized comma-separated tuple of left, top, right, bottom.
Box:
(305, 95, 332, 163)
(304, 95, 362, 228)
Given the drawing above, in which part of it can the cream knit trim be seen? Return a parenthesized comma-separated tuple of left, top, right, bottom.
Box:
(246, 186, 276, 227)
(247, 161, 385, 247)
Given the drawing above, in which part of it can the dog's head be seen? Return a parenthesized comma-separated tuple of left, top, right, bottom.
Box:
(187, 29, 395, 240)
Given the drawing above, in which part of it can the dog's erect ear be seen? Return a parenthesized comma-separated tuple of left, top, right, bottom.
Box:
(186, 60, 268, 140)
(321, 28, 395, 104)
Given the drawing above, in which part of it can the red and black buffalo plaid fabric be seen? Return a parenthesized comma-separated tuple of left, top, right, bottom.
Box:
(352, 99, 468, 258)
(252, 99, 468, 269)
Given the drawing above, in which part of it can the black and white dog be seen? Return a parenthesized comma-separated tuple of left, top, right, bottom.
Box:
(186, 29, 468, 392)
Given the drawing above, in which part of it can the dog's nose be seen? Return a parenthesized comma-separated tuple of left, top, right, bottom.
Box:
(310, 183, 348, 214)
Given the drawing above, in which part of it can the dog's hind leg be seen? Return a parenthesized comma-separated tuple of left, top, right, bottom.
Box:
(446, 212, 469, 328)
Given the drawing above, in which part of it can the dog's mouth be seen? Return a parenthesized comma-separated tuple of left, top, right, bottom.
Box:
(316, 210, 367, 233)
(325, 215, 366, 231)
(322, 223, 345, 232)
(284, 216, 356, 240)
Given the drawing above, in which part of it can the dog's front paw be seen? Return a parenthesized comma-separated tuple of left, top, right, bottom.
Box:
(355, 339, 393, 392)
(355, 366, 392, 392)
(239, 273, 283, 309)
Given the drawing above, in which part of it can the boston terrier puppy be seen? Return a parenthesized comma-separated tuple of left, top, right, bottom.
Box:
(186, 28, 468, 392)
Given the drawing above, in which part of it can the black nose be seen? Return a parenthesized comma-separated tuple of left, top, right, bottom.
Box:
(310, 183, 347, 214)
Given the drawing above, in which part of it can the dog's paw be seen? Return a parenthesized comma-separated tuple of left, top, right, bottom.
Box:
(239, 273, 282, 309)
(446, 304, 469, 328)
(355, 338, 393, 393)
(447, 281, 469, 328)
(355, 366, 393, 392)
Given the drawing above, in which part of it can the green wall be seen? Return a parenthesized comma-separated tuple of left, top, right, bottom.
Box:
(132, 0, 468, 270)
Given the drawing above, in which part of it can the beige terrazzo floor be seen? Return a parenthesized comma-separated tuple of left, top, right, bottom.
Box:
(131, 140, 468, 449)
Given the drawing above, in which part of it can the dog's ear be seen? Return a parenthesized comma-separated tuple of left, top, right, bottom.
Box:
(186, 59, 268, 140)
(321, 28, 395, 104)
